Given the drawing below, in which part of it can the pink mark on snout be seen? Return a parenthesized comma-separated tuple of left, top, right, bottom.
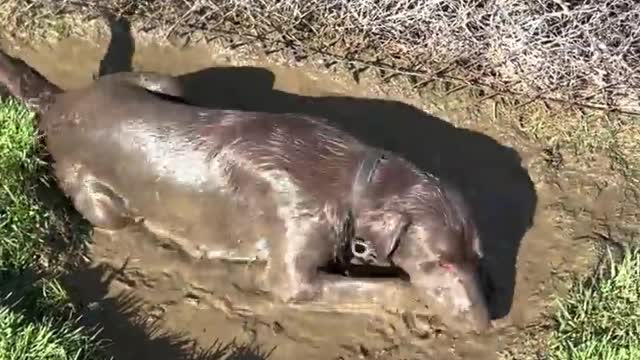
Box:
(438, 260, 454, 271)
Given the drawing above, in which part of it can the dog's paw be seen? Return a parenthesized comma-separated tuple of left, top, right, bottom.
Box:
(401, 311, 442, 339)
(284, 284, 321, 304)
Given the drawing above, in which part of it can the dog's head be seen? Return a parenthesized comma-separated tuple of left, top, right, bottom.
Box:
(354, 159, 492, 334)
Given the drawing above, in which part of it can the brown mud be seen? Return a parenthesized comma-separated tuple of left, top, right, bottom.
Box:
(1, 15, 636, 360)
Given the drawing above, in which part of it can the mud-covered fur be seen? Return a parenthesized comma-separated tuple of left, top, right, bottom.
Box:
(0, 48, 491, 333)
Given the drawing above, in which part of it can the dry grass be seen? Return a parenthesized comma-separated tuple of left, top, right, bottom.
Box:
(499, 100, 640, 181)
(1, 0, 639, 114)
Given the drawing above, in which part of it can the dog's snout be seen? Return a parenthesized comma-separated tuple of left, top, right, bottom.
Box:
(465, 304, 492, 333)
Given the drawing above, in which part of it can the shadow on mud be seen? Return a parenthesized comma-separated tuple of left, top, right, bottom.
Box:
(29, 9, 536, 360)
(62, 263, 274, 360)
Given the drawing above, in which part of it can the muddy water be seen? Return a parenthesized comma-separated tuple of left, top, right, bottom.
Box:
(0, 31, 598, 360)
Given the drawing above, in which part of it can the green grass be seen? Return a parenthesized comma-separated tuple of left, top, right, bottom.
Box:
(0, 97, 47, 272)
(0, 97, 105, 360)
(0, 298, 101, 360)
(548, 246, 640, 360)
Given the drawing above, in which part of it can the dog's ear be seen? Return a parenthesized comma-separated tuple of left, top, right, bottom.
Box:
(472, 234, 484, 259)
(355, 210, 411, 264)
(384, 212, 411, 258)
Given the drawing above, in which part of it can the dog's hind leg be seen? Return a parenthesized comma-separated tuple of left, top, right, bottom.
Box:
(54, 162, 135, 230)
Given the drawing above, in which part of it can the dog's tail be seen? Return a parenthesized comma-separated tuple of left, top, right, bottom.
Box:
(0, 49, 61, 114)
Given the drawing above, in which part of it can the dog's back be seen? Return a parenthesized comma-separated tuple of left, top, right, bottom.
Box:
(42, 74, 371, 258)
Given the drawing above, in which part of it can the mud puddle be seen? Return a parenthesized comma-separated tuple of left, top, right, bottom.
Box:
(0, 23, 619, 359)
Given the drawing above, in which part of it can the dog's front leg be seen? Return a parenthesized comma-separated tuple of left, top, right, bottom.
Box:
(266, 217, 417, 308)
(315, 275, 416, 307)
(265, 218, 333, 303)
(279, 274, 423, 317)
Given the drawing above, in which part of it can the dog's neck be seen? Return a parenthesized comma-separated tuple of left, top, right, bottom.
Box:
(350, 148, 387, 212)
(333, 149, 391, 268)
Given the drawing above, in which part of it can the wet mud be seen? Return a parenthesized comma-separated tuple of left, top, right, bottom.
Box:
(0, 16, 626, 360)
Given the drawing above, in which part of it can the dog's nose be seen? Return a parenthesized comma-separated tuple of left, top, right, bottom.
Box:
(463, 304, 493, 334)
(476, 318, 494, 333)
(448, 314, 492, 335)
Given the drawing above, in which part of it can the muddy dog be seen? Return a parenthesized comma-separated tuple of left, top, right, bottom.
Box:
(0, 49, 492, 333)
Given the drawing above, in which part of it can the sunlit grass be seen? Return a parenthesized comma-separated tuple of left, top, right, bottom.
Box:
(548, 246, 640, 360)
(0, 97, 105, 360)
(0, 97, 47, 272)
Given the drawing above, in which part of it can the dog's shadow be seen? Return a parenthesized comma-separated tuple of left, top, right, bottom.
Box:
(62, 262, 275, 360)
(174, 68, 538, 320)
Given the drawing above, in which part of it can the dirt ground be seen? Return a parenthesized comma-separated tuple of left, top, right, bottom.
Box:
(1, 17, 637, 360)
